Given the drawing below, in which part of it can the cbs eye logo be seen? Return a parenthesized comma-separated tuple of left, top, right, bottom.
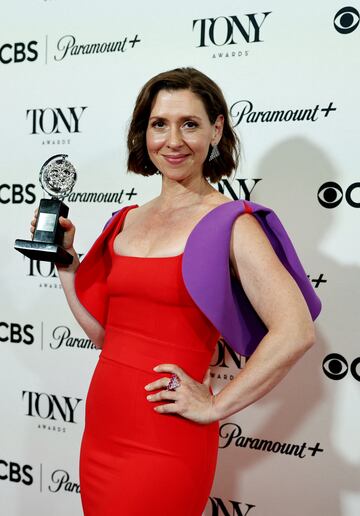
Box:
(334, 7, 360, 34)
(323, 353, 360, 381)
(317, 182, 360, 208)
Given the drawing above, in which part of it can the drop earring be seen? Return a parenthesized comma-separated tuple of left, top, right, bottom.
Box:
(209, 143, 220, 161)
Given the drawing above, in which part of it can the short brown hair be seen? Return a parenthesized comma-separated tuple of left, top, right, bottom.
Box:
(127, 67, 240, 183)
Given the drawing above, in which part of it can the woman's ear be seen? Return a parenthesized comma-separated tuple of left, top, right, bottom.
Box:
(212, 114, 224, 145)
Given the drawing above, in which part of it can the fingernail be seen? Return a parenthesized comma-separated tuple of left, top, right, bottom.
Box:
(153, 366, 159, 371)
(146, 395, 152, 400)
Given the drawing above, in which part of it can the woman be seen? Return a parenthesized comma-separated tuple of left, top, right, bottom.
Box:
(31, 67, 320, 515)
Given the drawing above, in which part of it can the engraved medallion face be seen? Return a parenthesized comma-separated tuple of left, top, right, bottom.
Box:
(39, 154, 77, 199)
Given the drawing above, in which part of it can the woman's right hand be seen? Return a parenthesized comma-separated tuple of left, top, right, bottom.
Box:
(57, 216, 76, 251)
(30, 209, 79, 271)
(30, 208, 39, 237)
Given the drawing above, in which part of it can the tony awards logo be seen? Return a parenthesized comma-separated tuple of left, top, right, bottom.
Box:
(14, 154, 77, 264)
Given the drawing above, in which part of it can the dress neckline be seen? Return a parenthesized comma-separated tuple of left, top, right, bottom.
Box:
(111, 200, 238, 259)
(113, 252, 184, 259)
(111, 209, 185, 259)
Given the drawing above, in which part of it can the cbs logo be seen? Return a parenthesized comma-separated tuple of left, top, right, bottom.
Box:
(0, 322, 34, 344)
(0, 41, 38, 64)
(317, 182, 360, 208)
(334, 7, 359, 34)
(0, 460, 33, 485)
(322, 353, 360, 381)
(0, 184, 36, 204)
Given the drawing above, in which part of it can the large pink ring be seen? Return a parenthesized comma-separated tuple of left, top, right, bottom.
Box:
(167, 374, 181, 391)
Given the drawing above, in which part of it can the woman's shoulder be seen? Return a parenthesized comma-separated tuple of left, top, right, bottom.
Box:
(230, 200, 276, 246)
(231, 212, 272, 264)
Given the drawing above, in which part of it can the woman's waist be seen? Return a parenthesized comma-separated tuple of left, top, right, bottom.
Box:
(106, 297, 220, 343)
(101, 325, 217, 381)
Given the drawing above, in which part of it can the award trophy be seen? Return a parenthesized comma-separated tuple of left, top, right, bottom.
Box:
(14, 154, 77, 265)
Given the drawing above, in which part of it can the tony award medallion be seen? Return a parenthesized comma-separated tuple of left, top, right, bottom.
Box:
(14, 154, 77, 265)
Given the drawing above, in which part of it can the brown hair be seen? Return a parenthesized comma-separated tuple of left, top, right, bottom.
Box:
(127, 67, 240, 183)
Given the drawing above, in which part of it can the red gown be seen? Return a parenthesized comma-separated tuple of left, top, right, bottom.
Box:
(79, 209, 221, 515)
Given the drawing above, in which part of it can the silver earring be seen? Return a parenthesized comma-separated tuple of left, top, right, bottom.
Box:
(209, 144, 220, 161)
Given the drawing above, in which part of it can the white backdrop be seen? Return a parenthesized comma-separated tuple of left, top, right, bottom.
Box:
(1, 1, 360, 515)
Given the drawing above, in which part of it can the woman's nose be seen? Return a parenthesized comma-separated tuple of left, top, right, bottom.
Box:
(167, 126, 183, 147)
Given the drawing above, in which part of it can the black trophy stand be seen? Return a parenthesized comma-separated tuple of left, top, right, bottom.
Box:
(14, 198, 73, 265)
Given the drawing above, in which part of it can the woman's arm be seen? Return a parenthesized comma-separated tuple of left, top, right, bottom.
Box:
(145, 213, 315, 424)
(212, 213, 315, 420)
(30, 214, 105, 348)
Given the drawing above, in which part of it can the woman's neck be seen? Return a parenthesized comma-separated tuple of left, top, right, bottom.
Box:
(156, 174, 217, 211)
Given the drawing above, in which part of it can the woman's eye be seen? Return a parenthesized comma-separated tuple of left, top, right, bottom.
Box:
(183, 121, 198, 129)
(151, 121, 165, 128)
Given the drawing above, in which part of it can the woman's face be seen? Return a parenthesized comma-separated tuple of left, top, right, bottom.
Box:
(146, 89, 223, 181)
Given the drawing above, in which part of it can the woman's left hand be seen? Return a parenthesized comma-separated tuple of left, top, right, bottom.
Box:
(144, 364, 218, 425)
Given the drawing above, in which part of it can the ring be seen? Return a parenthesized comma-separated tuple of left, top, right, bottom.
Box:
(167, 374, 181, 391)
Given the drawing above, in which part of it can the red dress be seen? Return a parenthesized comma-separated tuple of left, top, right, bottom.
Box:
(79, 208, 221, 515)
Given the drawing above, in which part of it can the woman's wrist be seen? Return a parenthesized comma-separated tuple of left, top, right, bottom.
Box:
(211, 393, 227, 422)
(56, 247, 80, 273)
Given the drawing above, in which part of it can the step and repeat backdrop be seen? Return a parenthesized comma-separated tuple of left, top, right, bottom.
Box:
(1, 1, 359, 515)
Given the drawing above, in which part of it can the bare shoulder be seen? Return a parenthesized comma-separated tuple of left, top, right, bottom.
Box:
(230, 212, 277, 266)
(122, 199, 153, 225)
(232, 212, 267, 243)
(208, 191, 233, 205)
(202, 192, 235, 213)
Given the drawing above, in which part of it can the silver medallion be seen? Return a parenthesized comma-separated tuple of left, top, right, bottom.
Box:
(39, 154, 77, 199)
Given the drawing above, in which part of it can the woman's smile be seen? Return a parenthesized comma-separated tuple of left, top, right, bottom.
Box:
(162, 153, 191, 165)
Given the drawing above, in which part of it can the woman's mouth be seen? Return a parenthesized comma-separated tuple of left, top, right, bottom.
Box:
(162, 154, 189, 165)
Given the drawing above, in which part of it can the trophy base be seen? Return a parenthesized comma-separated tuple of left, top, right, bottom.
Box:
(14, 239, 73, 265)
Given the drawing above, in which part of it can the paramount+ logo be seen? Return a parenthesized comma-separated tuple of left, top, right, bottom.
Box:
(50, 325, 96, 350)
(48, 469, 80, 494)
(0, 40, 38, 64)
